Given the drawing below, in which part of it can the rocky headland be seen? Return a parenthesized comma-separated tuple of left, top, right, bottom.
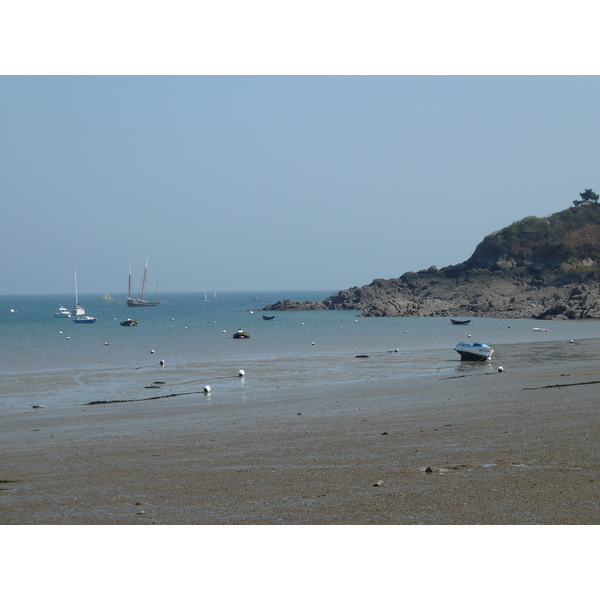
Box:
(264, 201, 600, 319)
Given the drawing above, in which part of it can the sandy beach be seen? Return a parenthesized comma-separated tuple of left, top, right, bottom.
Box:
(1, 338, 599, 525)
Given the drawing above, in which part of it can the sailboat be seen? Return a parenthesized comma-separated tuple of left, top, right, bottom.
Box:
(127, 260, 161, 307)
(202, 289, 209, 302)
(102, 291, 112, 302)
(213, 290, 218, 300)
(73, 270, 85, 316)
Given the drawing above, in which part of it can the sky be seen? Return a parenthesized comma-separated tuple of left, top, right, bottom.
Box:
(2, 5, 600, 296)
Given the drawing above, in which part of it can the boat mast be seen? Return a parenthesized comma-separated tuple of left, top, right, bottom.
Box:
(74, 269, 79, 307)
(155, 277, 159, 302)
(140, 258, 149, 301)
(128, 263, 132, 299)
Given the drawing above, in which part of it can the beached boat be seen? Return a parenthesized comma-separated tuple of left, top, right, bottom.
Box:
(451, 318, 471, 325)
(127, 260, 161, 307)
(74, 315, 96, 323)
(454, 342, 493, 361)
(120, 318, 138, 326)
(233, 329, 250, 339)
(54, 306, 71, 318)
(262, 315, 276, 320)
(73, 270, 85, 315)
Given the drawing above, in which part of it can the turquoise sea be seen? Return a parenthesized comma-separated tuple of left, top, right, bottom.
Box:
(2, 290, 600, 413)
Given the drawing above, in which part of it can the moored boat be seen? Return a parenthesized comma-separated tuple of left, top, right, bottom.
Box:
(451, 318, 471, 325)
(262, 315, 276, 320)
(454, 341, 493, 361)
(74, 315, 96, 323)
(73, 270, 85, 315)
(233, 329, 250, 339)
(120, 318, 138, 326)
(54, 306, 71, 318)
(126, 260, 161, 307)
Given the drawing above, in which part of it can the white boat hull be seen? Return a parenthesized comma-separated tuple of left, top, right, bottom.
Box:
(455, 342, 494, 361)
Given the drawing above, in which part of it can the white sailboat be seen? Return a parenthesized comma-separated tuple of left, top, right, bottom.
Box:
(202, 289, 209, 301)
(73, 270, 85, 316)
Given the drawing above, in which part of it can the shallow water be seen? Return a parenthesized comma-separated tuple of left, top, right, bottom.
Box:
(2, 291, 600, 412)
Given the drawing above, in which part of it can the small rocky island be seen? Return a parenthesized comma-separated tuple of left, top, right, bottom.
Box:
(264, 195, 600, 320)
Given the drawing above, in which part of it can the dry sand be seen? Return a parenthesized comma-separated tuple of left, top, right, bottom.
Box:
(1, 339, 599, 525)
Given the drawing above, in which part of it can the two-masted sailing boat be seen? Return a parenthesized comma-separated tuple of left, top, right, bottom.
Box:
(127, 259, 161, 307)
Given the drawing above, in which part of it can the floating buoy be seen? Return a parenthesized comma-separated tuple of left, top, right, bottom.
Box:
(404, 330, 407, 333)
(105, 342, 110, 346)
(159, 360, 165, 366)
(238, 369, 245, 377)
(59, 331, 63, 335)
(354, 320, 358, 323)
(150, 349, 155, 354)
(340, 325, 343, 328)
(570, 339, 574, 344)
(184, 326, 188, 329)
(301, 323, 305, 326)
(203, 385, 211, 393)
(311, 341, 315, 345)
(10, 309, 15, 313)
(66, 337, 70, 340)
(468, 334, 472, 338)
(498, 366, 504, 372)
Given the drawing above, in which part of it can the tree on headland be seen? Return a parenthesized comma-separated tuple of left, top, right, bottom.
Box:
(573, 188, 599, 206)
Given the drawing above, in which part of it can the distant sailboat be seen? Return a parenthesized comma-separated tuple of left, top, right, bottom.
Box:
(202, 289, 209, 302)
(73, 270, 85, 316)
(127, 260, 161, 307)
(102, 291, 112, 302)
(213, 290, 218, 300)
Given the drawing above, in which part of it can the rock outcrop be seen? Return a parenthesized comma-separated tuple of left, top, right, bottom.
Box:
(263, 203, 600, 320)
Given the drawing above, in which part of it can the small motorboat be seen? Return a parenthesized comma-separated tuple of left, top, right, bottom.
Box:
(54, 306, 71, 318)
(262, 315, 276, 320)
(451, 318, 471, 325)
(120, 318, 138, 327)
(233, 329, 250, 339)
(455, 342, 493, 361)
(74, 315, 97, 323)
(532, 327, 549, 332)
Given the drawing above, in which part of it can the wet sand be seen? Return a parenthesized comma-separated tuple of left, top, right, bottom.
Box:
(1, 339, 599, 525)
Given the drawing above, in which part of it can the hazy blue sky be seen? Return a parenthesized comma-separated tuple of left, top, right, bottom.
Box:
(2, 75, 599, 295)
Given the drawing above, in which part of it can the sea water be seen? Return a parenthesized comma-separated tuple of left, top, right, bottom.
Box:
(2, 291, 600, 412)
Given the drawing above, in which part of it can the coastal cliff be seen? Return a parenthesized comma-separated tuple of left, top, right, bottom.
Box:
(264, 202, 600, 319)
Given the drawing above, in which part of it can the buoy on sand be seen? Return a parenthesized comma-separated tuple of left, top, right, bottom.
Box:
(498, 366, 504, 372)
(238, 369, 245, 377)
(203, 385, 211, 393)
(159, 360, 165, 367)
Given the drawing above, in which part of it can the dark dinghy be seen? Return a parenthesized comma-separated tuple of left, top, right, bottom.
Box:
(262, 315, 276, 320)
(451, 319, 471, 325)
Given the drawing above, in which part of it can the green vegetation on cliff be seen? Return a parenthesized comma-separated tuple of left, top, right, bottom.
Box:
(264, 191, 600, 319)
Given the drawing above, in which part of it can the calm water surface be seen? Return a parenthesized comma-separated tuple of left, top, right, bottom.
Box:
(2, 291, 599, 411)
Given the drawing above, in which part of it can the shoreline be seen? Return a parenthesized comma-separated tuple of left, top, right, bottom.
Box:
(1, 338, 599, 525)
